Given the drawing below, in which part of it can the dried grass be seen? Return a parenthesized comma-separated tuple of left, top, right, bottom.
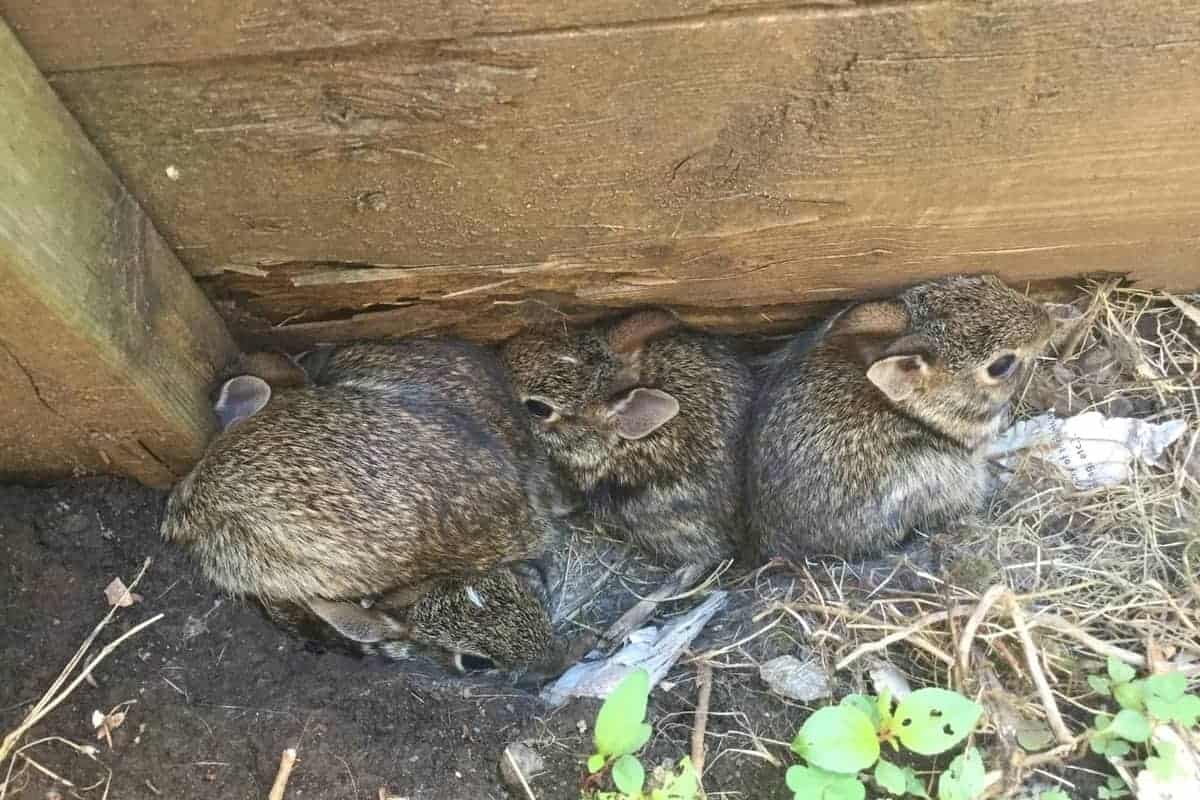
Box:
(711, 281, 1200, 796)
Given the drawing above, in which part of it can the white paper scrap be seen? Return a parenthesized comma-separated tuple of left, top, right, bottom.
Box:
(541, 592, 727, 707)
(988, 411, 1188, 490)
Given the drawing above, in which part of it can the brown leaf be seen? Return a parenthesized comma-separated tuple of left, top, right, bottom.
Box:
(103, 577, 142, 608)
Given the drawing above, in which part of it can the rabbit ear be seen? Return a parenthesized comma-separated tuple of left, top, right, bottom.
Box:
(306, 598, 410, 643)
(608, 310, 680, 356)
(214, 375, 271, 431)
(867, 352, 930, 403)
(607, 387, 680, 440)
(830, 300, 909, 337)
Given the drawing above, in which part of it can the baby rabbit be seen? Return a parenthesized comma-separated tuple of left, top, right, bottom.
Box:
(264, 568, 568, 677)
(747, 274, 1055, 562)
(163, 338, 564, 670)
(501, 310, 754, 566)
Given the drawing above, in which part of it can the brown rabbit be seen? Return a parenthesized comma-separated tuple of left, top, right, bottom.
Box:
(264, 568, 571, 677)
(206, 345, 574, 675)
(747, 274, 1055, 562)
(501, 310, 754, 566)
(163, 339, 566, 671)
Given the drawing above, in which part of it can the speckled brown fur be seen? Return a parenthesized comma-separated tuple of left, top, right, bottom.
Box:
(264, 568, 567, 676)
(748, 275, 1055, 561)
(502, 311, 753, 566)
(164, 339, 568, 673)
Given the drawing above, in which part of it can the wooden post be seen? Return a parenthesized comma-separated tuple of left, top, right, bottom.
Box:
(0, 20, 238, 488)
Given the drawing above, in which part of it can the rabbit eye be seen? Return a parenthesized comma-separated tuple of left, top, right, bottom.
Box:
(458, 653, 495, 671)
(986, 354, 1017, 380)
(524, 399, 555, 419)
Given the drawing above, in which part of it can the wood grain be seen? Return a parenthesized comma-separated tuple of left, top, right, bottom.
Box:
(12, 0, 1200, 347)
(0, 20, 238, 486)
(0, 0, 870, 71)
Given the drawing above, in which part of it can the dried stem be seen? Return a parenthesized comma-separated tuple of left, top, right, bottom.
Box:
(268, 748, 298, 800)
(691, 663, 713, 777)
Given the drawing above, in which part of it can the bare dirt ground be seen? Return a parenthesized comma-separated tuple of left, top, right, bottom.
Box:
(0, 478, 801, 800)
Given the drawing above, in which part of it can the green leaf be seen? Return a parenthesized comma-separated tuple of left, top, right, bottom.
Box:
(587, 753, 607, 774)
(825, 777, 867, 800)
(1145, 673, 1193, 723)
(1108, 657, 1137, 684)
(1097, 775, 1131, 799)
(937, 748, 986, 800)
(893, 689, 983, 756)
(660, 757, 699, 800)
(1015, 718, 1055, 752)
(905, 768, 932, 800)
(841, 694, 881, 729)
(1091, 736, 1131, 758)
(611, 755, 645, 796)
(874, 759, 907, 796)
(1146, 740, 1180, 781)
(1163, 693, 1200, 727)
(1145, 672, 1187, 702)
(1088, 675, 1112, 696)
(1113, 680, 1146, 712)
(594, 669, 652, 758)
(785, 765, 806, 793)
(792, 706, 881, 774)
(1108, 709, 1151, 743)
(786, 766, 865, 800)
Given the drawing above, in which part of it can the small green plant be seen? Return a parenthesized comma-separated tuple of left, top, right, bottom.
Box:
(1095, 775, 1131, 799)
(785, 688, 985, 800)
(584, 668, 699, 799)
(1086, 656, 1200, 772)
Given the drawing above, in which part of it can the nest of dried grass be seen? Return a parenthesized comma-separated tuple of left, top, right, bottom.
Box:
(710, 280, 1200, 797)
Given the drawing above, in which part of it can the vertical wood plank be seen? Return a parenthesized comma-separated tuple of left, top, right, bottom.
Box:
(0, 20, 238, 487)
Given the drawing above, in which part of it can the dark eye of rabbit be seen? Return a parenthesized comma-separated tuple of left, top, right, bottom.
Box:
(987, 354, 1017, 379)
(459, 654, 495, 671)
(524, 399, 554, 419)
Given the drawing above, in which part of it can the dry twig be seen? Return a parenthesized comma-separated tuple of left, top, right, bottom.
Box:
(691, 663, 713, 777)
(268, 748, 298, 800)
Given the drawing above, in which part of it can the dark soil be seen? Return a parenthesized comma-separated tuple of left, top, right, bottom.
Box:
(0, 478, 806, 799)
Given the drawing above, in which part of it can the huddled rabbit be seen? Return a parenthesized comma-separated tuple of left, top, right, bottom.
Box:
(747, 274, 1055, 562)
(164, 338, 571, 674)
(502, 310, 754, 567)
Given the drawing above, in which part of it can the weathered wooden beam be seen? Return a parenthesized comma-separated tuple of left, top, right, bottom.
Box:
(0, 20, 238, 487)
(0, 0, 828, 71)
(11, 0, 1194, 348)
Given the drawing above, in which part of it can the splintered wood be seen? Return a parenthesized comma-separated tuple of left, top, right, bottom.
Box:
(2, 0, 1195, 348)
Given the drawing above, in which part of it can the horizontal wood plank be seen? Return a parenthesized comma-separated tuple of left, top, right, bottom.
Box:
(13, 0, 1200, 347)
(0, 0, 862, 71)
(0, 20, 239, 486)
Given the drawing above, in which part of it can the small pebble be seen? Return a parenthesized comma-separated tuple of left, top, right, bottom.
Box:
(499, 743, 544, 795)
(759, 655, 832, 702)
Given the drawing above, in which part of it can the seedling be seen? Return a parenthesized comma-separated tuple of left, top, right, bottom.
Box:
(584, 668, 699, 799)
(786, 688, 984, 800)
